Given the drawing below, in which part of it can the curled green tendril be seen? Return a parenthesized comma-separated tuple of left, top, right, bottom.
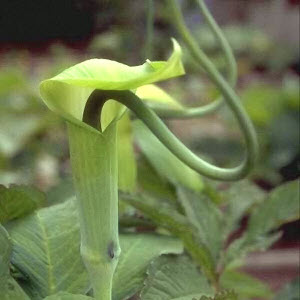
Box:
(152, 0, 237, 119)
(83, 0, 257, 181)
(83, 88, 258, 181)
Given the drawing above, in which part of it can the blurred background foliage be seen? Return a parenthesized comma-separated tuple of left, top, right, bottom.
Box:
(0, 0, 299, 296)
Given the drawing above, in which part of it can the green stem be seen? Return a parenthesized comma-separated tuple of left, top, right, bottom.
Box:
(195, 0, 237, 85)
(67, 122, 120, 300)
(83, 89, 257, 181)
(151, 0, 237, 119)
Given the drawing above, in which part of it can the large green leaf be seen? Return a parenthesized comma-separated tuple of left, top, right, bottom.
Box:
(220, 270, 273, 299)
(43, 292, 93, 300)
(6, 199, 90, 299)
(121, 193, 216, 283)
(0, 185, 46, 224)
(225, 180, 299, 267)
(224, 232, 281, 270)
(120, 192, 190, 231)
(247, 180, 299, 236)
(223, 180, 266, 238)
(134, 121, 203, 192)
(137, 156, 177, 203)
(113, 234, 183, 300)
(140, 255, 213, 300)
(6, 197, 183, 300)
(0, 225, 30, 300)
(177, 187, 223, 262)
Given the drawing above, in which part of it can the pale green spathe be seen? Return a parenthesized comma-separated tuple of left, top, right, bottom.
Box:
(39, 39, 184, 131)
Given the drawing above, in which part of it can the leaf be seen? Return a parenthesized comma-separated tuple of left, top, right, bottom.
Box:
(120, 193, 190, 232)
(247, 180, 299, 236)
(6, 199, 90, 299)
(0, 224, 11, 276)
(43, 292, 93, 300)
(136, 84, 183, 109)
(223, 180, 266, 238)
(224, 232, 281, 270)
(274, 277, 300, 300)
(6, 196, 183, 300)
(121, 193, 216, 283)
(137, 156, 177, 202)
(0, 225, 30, 300)
(220, 270, 273, 299)
(113, 234, 183, 300)
(200, 290, 237, 300)
(0, 276, 31, 300)
(39, 39, 184, 129)
(225, 180, 299, 267)
(46, 178, 75, 205)
(177, 187, 223, 262)
(0, 185, 46, 224)
(140, 255, 213, 300)
(134, 121, 203, 192)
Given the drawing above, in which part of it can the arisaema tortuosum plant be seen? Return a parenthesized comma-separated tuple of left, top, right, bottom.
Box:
(39, 1, 258, 299)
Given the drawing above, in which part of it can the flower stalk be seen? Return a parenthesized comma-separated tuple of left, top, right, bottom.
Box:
(68, 122, 120, 300)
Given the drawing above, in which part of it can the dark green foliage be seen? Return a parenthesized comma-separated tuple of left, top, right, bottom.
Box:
(123, 141, 299, 299)
(0, 225, 30, 299)
(140, 255, 212, 300)
(0, 2, 298, 299)
(0, 185, 46, 224)
(200, 290, 237, 300)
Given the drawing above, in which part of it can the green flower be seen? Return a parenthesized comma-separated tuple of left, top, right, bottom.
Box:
(40, 39, 184, 131)
(40, 39, 184, 192)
